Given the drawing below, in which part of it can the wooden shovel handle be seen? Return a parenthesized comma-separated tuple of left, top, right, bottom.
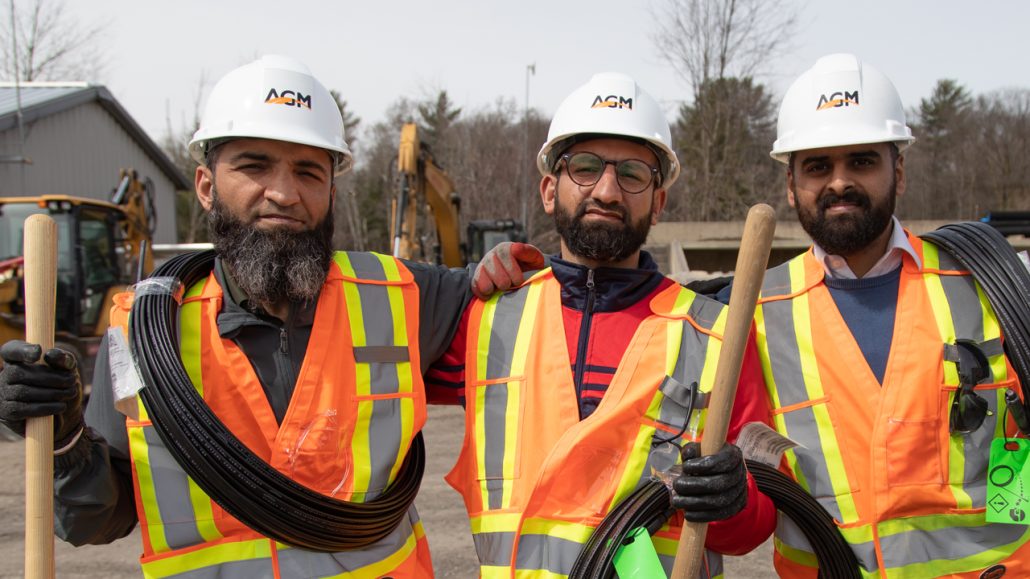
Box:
(670, 204, 776, 579)
(24, 214, 58, 579)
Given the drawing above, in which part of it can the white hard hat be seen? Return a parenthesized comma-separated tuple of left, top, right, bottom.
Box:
(537, 72, 680, 188)
(770, 53, 915, 164)
(188, 55, 353, 175)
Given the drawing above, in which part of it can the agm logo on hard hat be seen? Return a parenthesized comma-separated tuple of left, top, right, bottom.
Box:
(592, 95, 633, 110)
(265, 88, 312, 109)
(816, 91, 859, 111)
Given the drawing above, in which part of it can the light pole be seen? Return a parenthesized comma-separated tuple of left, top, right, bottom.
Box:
(520, 63, 535, 232)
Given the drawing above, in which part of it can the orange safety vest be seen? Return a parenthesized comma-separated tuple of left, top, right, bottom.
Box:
(446, 269, 729, 579)
(755, 235, 1030, 578)
(112, 252, 433, 579)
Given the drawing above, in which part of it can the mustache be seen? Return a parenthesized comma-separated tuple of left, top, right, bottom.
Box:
(818, 188, 871, 212)
(575, 199, 628, 223)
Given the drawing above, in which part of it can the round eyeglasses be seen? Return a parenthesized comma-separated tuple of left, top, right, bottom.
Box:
(558, 152, 660, 194)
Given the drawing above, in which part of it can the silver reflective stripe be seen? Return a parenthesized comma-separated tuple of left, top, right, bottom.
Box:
(278, 507, 417, 576)
(344, 252, 409, 498)
(776, 517, 879, 575)
(344, 251, 390, 280)
(484, 289, 530, 380)
(159, 558, 272, 579)
(759, 259, 843, 519)
(878, 520, 1028, 569)
(142, 427, 205, 550)
(473, 531, 516, 567)
(937, 260, 999, 506)
(514, 534, 583, 576)
(481, 287, 531, 509)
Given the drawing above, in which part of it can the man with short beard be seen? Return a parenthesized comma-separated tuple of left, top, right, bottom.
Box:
(428, 72, 775, 576)
(0, 55, 480, 578)
(753, 53, 1029, 577)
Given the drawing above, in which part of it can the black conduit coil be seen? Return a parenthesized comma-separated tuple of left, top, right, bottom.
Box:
(568, 460, 860, 579)
(922, 222, 1030, 408)
(130, 250, 425, 552)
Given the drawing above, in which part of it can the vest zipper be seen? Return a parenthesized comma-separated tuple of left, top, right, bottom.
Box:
(573, 268, 596, 418)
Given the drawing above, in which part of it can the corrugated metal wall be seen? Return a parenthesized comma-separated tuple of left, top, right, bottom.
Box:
(0, 101, 180, 243)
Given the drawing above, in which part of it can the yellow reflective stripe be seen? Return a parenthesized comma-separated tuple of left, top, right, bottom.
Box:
(382, 259, 412, 482)
(698, 307, 726, 394)
(650, 533, 679, 556)
(789, 260, 859, 523)
(482, 567, 511, 579)
(141, 538, 272, 578)
(471, 512, 522, 534)
(612, 413, 662, 502)
(924, 244, 974, 507)
(665, 317, 684, 376)
(474, 297, 499, 507)
(320, 519, 421, 578)
(186, 479, 222, 543)
(513, 570, 567, 579)
(351, 399, 375, 496)
(885, 524, 1030, 579)
(922, 244, 960, 386)
(180, 282, 205, 397)
(502, 284, 542, 506)
(978, 283, 1008, 381)
(130, 425, 169, 553)
(520, 518, 594, 544)
(773, 534, 820, 569)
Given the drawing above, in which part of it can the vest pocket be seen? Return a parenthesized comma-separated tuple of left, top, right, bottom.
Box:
(941, 379, 1015, 486)
(886, 416, 944, 486)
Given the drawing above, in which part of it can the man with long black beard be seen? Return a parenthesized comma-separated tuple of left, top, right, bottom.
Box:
(753, 53, 1029, 577)
(428, 72, 775, 577)
(0, 55, 480, 578)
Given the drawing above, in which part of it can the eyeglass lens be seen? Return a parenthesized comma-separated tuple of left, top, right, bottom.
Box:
(564, 152, 655, 193)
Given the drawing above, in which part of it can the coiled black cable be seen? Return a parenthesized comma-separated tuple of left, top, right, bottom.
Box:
(922, 222, 1030, 408)
(568, 460, 860, 579)
(130, 250, 425, 552)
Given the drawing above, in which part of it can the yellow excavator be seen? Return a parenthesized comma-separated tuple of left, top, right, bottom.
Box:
(0, 169, 155, 387)
(390, 123, 526, 267)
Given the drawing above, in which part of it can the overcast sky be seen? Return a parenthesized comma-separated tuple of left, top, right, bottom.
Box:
(62, 0, 1030, 152)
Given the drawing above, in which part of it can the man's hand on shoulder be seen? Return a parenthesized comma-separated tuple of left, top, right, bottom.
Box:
(471, 242, 546, 299)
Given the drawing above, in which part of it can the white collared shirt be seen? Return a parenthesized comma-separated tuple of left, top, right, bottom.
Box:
(812, 217, 922, 279)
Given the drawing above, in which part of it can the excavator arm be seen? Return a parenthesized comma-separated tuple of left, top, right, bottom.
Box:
(391, 123, 465, 267)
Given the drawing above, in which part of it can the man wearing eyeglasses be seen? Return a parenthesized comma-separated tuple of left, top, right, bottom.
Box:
(430, 72, 775, 577)
(750, 53, 1030, 577)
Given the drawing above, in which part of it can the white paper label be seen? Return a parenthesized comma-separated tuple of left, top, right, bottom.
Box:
(107, 327, 144, 419)
(735, 421, 801, 467)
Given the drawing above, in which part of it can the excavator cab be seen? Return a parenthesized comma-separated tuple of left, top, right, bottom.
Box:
(466, 219, 528, 265)
(0, 170, 155, 388)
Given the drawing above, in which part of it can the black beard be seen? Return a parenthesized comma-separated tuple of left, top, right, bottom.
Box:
(552, 181, 652, 264)
(208, 191, 334, 306)
(795, 181, 896, 256)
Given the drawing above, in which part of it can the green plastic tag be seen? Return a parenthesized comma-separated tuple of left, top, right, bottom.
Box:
(987, 438, 1030, 525)
(612, 526, 667, 578)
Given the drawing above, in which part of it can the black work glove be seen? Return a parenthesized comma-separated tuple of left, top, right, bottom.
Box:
(671, 442, 748, 523)
(0, 340, 84, 446)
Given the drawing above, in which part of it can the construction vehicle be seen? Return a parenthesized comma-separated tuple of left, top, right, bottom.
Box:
(0, 169, 156, 387)
(390, 123, 526, 267)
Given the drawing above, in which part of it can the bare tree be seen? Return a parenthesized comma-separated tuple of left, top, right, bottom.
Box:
(653, 0, 797, 221)
(654, 0, 797, 92)
(0, 0, 106, 81)
(163, 74, 208, 243)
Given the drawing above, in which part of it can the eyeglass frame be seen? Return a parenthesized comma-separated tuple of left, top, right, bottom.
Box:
(555, 152, 662, 194)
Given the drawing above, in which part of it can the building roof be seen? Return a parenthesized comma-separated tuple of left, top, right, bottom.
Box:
(0, 82, 191, 190)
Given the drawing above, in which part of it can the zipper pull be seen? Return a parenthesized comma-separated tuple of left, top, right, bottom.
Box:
(279, 328, 288, 354)
(586, 268, 595, 291)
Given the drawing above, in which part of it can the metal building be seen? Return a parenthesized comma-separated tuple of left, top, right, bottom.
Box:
(0, 82, 190, 243)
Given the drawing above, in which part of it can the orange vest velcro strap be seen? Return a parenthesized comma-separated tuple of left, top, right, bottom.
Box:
(353, 345, 411, 363)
